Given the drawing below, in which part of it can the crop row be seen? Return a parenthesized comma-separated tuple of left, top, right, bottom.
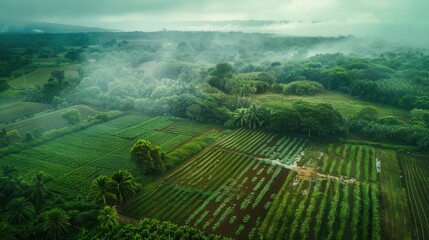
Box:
(259, 176, 382, 240)
(0, 114, 208, 197)
(320, 144, 378, 182)
(399, 154, 429, 240)
(128, 128, 294, 238)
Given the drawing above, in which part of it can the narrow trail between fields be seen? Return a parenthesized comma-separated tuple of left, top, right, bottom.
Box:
(292, 166, 357, 183)
(268, 159, 357, 184)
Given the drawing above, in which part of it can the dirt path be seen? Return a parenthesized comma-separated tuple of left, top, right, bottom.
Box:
(292, 166, 357, 183)
(268, 159, 357, 184)
(118, 213, 140, 225)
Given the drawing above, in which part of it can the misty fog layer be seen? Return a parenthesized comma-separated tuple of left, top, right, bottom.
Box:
(1, 0, 428, 45)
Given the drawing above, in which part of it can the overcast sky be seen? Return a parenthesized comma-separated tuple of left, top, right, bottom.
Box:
(1, 0, 428, 40)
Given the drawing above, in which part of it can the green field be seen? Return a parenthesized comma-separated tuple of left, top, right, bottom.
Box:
(300, 143, 378, 182)
(399, 154, 429, 240)
(125, 130, 382, 239)
(9, 64, 80, 89)
(255, 92, 411, 121)
(0, 89, 26, 105)
(0, 101, 53, 124)
(2, 115, 422, 239)
(125, 129, 298, 239)
(3, 105, 99, 136)
(259, 142, 382, 240)
(378, 149, 412, 240)
(124, 129, 426, 239)
(0, 115, 210, 197)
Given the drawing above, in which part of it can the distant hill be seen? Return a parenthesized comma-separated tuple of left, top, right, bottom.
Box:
(0, 19, 114, 33)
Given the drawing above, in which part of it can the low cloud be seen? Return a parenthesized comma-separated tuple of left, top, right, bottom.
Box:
(1, 0, 428, 44)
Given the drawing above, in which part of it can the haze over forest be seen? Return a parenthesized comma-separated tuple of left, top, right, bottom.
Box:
(1, 0, 429, 44)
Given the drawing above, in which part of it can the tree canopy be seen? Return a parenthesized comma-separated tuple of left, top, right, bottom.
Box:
(62, 109, 81, 125)
(130, 140, 166, 175)
(282, 80, 324, 96)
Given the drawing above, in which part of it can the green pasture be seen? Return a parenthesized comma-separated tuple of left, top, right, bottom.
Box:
(9, 64, 80, 89)
(255, 92, 411, 121)
(0, 102, 52, 124)
(3, 105, 99, 136)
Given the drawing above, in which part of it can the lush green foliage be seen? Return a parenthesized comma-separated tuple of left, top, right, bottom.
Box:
(26, 70, 80, 103)
(42, 208, 72, 240)
(269, 100, 347, 137)
(282, 80, 324, 95)
(347, 111, 429, 149)
(88, 175, 117, 205)
(0, 129, 21, 146)
(97, 206, 119, 229)
(0, 48, 32, 77)
(79, 218, 230, 240)
(0, 167, 101, 240)
(130, 139, 166, 175)
(62, 108, 81, 124)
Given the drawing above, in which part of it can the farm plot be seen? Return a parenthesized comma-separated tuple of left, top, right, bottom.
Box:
(300, 143, 378, 182)
(399, 154, 429, 240)
(254, 142, 384, 240)
(9, 64, 80, 89)
(0, 115, 210, 197)
(0, 102, 52, 124)
(378, 149, 412, 240)
(3, 104, 99, 136)
(126, 129, 310, 239)
(260, 174, 381, 240)
(217, 129, 308, 165)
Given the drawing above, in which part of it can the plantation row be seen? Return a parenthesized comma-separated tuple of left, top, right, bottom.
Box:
(218, 129, 308, 165)
(377, 149, 413, 240)
(312, 144, 378, 182)
(126, 148, 288, 238)
(0, 114, 209, 196)
(399, 154, 429, 240)
(126, 129, 294, 238)
(260, 174, 381, 240)
(113, 116, 209, 153)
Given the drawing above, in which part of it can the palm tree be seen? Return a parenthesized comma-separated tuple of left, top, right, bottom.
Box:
(0, 221, 16, 240)
(42, 208, 71, 240)
(97, 206, 119, 229)
(5, 197, 35, 224)
(232, 108, 248, 128)
(111, 170, 140, 204)
(88, 175, 117, 205)
(0, 165, 18, 179)
(0, 176, 20, 205)
(246, 105, 262, 130)
(30, 171, 54, 207)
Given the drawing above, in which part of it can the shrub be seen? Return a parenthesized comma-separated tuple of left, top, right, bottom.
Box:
(282, 80, 324, 95)
(62, 108, 81, 124)
(130, 139, 166, 175)
(25, 132, 33, 141)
